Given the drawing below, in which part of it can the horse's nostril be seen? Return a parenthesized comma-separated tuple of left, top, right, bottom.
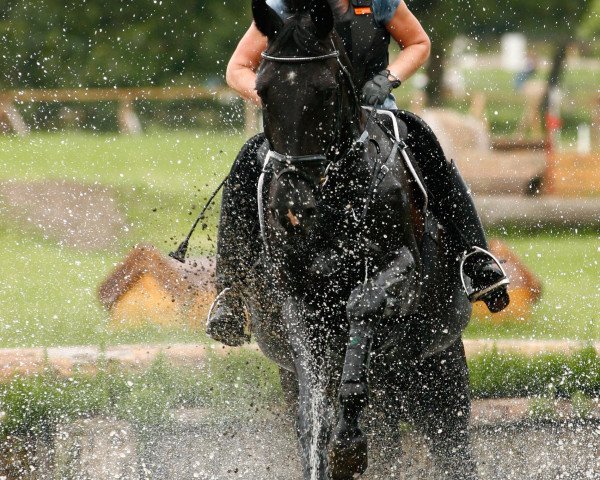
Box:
(287, 209, 301, 227)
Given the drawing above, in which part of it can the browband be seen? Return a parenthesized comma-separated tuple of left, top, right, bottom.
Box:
(261, 51, 339, 63)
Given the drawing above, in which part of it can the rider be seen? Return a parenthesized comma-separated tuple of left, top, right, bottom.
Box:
(206, 0, 510, 346)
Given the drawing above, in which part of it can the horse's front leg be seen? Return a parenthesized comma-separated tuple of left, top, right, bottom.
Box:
(328, 316, 373, 480)
(284, 297, 336, 480)
(330, 247, 418, 479)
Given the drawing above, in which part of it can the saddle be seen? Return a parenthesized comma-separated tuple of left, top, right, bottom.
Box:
(363, 108, 442, 294)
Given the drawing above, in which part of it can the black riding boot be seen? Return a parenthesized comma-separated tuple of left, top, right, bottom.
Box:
(426, 159, 510, 313)
(396, 110, 509, 313)
(206, 133, 266, 346)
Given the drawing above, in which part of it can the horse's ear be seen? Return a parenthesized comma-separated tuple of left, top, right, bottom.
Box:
(252, 0, 284, 39)
(309, 0, 334, 39)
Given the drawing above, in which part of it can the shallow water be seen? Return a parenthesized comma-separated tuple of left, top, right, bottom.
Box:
(139, 408, 600, 480)
(4, 406, 598, 479)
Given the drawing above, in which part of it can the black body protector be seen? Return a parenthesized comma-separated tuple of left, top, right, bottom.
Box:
(335, 0, 390, 90)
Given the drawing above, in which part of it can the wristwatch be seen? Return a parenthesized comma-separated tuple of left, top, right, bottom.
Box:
(385, 69, 402, 88)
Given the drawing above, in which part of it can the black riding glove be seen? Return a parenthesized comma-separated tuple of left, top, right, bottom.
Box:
(361, 69, 401, 106)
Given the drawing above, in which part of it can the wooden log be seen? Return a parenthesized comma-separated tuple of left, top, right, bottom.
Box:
(544, 151, 600, 196)
(1, 340, 599, 381)
(475, 195, 600, 227)
(0, 86, 230, 103)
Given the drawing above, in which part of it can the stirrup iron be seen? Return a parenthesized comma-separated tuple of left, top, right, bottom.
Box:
(460, 246, 510, 303)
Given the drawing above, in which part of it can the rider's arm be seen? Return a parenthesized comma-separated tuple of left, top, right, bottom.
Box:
(226, 23, 267, 106)
(385, 2, 431, 82)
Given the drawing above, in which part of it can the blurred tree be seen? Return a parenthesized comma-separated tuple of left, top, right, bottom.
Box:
(0, 0, 250, 88)
(0, 0, 595, 98)
(579, 0, 600, 38)
(409, 0, 594, 105)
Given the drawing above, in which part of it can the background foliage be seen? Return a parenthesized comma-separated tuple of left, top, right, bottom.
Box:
(0, 0, 596, 90)
(0, 0, 251, 89)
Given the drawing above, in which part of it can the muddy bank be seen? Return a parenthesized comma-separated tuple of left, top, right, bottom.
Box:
(0, 179, 125, 249)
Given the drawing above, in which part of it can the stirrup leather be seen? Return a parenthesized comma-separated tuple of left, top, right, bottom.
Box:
(460, 246, 510, 302)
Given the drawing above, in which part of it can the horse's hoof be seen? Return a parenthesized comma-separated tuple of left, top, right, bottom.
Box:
(328, 432, 368, 480)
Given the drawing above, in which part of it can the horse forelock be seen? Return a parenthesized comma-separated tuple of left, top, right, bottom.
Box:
(283, 0, 309, 12)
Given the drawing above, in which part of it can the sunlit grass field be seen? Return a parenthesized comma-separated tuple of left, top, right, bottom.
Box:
(0, 131, 598, 348)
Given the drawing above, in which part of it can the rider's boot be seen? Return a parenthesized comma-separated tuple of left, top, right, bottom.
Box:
(206, 288, 249, 346)
(429, 160, 510, 313)
(394, 110, 509, 312)
(205, 133, 266, 345)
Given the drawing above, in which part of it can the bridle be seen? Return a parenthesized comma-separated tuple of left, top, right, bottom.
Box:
(257, 39, 366, 249)
(259, 40, 362, 162)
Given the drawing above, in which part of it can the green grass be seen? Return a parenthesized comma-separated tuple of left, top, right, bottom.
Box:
(0, 351, 282, 438)
(1, 348, 598, 440)
(0, 131, 245, 348)
(465, 230, 600, 340)
(0, 132, 599, 348)
(468, 346, 600, 399)
(466, 232, 600, 340)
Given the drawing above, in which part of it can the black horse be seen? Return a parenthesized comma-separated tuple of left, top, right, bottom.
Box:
(236, 1, 478, 478)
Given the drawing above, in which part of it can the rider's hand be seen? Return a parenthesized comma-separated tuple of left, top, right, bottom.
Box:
(361, 69, 401, 106)
(346, 280, 387, 321)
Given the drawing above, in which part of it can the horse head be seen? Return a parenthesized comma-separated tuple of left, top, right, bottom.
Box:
(253, 0, 362, 244)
